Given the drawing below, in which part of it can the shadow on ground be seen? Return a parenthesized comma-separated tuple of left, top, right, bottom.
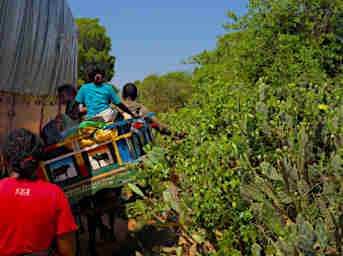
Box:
(79, 216, 179, 256)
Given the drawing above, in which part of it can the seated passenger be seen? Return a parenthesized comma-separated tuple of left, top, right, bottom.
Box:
(41, 114, 78, 146)
(74, 64, 138, 122)
(58, 84, 86, 122)
(76, 84, 88, 121)
(121, 82, 183, 137)
(41, 85, 80, 146)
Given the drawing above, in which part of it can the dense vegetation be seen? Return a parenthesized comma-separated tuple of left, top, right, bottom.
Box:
(134, 72, 193, 113)
(76, 18, 116, 84)
(130, 0, 343, 255)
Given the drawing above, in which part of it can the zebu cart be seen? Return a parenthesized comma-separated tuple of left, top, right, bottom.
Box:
(37, 113, 154, 207)
(35, 114, 155, 255)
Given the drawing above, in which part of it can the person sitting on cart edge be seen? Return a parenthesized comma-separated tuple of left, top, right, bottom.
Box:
(121, 82, 185, 138)
(74, 67, 138, 122)
(0, 128, 78, 256)
(58, 84, 86, 122)
(41, 84, 81, 146)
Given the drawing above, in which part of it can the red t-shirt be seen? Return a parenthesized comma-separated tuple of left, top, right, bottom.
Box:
(0, 178, 78, 256)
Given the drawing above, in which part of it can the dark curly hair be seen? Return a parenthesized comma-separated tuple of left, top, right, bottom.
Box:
(122, 83, 138, 101)
(86, 63, 106, 85)
(1, 128, 43, 181)
(57, 84, 76, 95)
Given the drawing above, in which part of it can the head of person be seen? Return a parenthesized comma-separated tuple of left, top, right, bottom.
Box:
(86, 63, 106, 86)
(2, 128, 44, 181)
(122, 83, 138, 101)
(57, 84, 76, 104)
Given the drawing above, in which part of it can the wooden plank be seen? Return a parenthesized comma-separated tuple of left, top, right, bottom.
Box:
(43, 134, 132, 165)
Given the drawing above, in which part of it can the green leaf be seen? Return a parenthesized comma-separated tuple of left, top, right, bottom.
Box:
(296, 215, 316, 255)
(128, 183, 145, 198)
(176, 247, 182, 256)
(316, 218, 328, 252)
(261, 161, 282, 181)
(192, 233, 205, 243)
(163, 191, 182, 214)
(252, 243, 263, 256)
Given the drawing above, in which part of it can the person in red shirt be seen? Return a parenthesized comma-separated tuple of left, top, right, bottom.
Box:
(0, 128, 78, 256)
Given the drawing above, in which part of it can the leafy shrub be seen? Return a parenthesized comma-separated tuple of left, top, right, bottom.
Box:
(135, 72, 193, 113)
(131, 0, 343, 255)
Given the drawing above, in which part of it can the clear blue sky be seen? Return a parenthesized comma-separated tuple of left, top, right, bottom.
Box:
(68, 1, 249, 88)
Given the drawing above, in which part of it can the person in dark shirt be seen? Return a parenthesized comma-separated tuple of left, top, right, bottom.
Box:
(41, 84, 82, 146)
(57, 84, 82, 122)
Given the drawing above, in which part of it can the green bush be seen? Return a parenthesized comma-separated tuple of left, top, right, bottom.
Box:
(135, 72, 193, 113)
(130, 0, 343, 255)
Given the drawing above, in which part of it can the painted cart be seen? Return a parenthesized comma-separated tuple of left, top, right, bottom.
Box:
(36, 113, 155, 206)
(33, 114, 155, 255)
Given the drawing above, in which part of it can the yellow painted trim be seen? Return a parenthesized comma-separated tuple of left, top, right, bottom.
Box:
(74, 153, 84, 166)
(39, 162, 50, 182)
(112, 133, 131, 141)
(51, 132, 131, 149)
(111, 133, 131, 166)
(113, 141, 122, 166)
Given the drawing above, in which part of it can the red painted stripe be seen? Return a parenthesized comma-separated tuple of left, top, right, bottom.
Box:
(44, 144, 57, 151)
(87, 144, 108, 154)
(23, 156, 34, 162)
(79, 164, 89, 177)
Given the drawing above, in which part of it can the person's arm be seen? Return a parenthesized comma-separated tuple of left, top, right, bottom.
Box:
(150, 116, 169, 131)
(139, 105, 173, 135)
(116, 102, 138, 118)
(79, 105, 87, 120)
(55, 231, 76, 256)
(148, 115, 171, 135)
(151, 119, 172, 135)
(66, 101, 81, 122)
(108, 87, 138, 118)
(74, 89, 86, 121)
(74, 87, 85, 105)
(142, 108, 185, 138)
(55, 188, 78, 256)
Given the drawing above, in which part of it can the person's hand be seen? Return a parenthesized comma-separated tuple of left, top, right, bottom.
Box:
(133, 113, 140, 119)
(55, 115, 64, 132)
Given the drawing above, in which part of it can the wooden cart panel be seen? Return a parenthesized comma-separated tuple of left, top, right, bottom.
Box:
(37, 118, 154, 205)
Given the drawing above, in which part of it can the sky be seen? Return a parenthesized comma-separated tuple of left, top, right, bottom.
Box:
(68, 0, 249, 88)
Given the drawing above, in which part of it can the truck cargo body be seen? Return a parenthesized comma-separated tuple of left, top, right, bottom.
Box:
(0, 0, 78, 142)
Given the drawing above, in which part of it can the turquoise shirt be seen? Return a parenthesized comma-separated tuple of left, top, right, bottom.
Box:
(75, 83, 121, 119)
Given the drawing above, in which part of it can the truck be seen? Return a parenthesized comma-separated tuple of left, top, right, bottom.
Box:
(0, 0, 78, 144)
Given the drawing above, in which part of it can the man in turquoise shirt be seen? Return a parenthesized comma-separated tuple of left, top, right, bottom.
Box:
(75, 69, 137, 122)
